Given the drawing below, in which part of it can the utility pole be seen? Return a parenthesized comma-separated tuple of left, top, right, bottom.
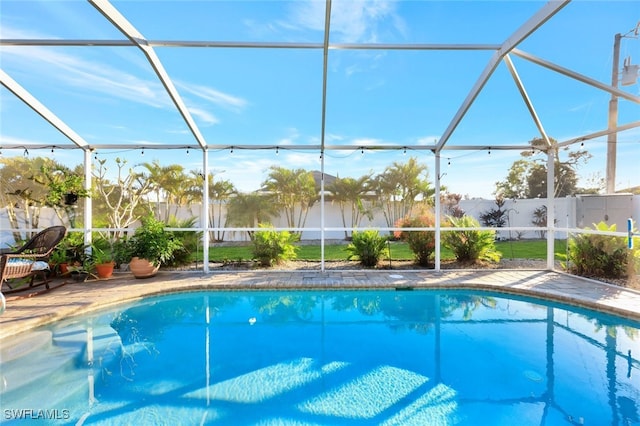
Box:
(606, 22, 640, 194)
(606, 33, 621, 194)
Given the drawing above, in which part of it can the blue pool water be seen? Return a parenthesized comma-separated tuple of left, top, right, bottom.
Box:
(1, 289, 639, 425)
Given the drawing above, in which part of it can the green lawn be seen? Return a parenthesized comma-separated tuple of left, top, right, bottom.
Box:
(199, 239, 568, 262)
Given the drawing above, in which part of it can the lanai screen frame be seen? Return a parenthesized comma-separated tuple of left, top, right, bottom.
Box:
(1, 0, 639, 272)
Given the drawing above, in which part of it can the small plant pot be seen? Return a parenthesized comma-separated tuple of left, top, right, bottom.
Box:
(58, 263, 69, 275)
(95, 262, 115, 279)
(64, 193, 79, 205)
(71, 271, 88, 282)
(129, 257, 159, 279)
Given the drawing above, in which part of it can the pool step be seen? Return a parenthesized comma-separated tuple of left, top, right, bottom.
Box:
(1, 324, 122, 409)
(0, 330, 53, 363)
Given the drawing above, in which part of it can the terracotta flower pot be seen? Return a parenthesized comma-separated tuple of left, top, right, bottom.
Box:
(95, 262, 115, 279)
(58, 263, 69, 275)
(129, 257, 159, 279)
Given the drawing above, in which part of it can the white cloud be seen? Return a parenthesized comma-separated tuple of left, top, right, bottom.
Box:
(2, 44, 170, 108)
(283, 152, 320, 168)
(325, 133, 345, 143)
(416, 135, 440, 145)
(351, 137, 386, 146)
(287, 0, 404, 43)
(186, 107, 219, 126)
(275, 128, 301, 146)
(0, 135, 46, 146)
(0, 25, 49, 40)
(177, 82, 248, 113)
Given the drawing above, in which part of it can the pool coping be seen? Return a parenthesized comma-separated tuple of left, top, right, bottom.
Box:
(1, 269, 640, 341)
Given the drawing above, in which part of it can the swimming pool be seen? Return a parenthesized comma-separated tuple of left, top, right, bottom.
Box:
(1, 289, 639, 425)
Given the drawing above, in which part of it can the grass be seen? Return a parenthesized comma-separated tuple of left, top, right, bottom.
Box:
(197, 239, 568, 263)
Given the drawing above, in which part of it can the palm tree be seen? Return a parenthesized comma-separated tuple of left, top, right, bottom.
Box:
(261, 166, 318, 234)
(373, 157, 434, 227)
(226, 192, 277, 239)
(141, 160, 186, 221)
(325, 174, 374, 239)
(208, 175, 236, 242)
(179, 170, 206, 217)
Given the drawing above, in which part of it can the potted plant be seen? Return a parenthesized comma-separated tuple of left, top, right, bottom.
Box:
(49, 247, 69, 276)
(89, 236, 116, 279)
(121, 215, 183, 278)
(90, 247, 115, 279)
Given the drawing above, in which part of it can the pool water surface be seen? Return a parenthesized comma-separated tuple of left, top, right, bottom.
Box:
(1, 289, 639, 425)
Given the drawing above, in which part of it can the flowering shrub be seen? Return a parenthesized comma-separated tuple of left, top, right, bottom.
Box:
(395, 212, 436, 267)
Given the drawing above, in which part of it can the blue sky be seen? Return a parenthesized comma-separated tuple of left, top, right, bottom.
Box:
(1, 0, 639, 198)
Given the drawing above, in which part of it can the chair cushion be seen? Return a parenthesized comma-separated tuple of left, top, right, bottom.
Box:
(7, 258, 33, 267)
(32, 261, 50, 271)
(6, 258, 49, 271)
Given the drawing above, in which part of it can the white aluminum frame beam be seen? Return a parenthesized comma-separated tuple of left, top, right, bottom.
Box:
(319, 0, 332, 272)
(0, 143, 543, 151)
(0, 68, 90, 150)
(503, 54, 552, 149)
(512, 49, 640, 104)
(435, 0, 570, 153)
(557, 120, 640, 148)
(1, 39, 500, 51)
(88, 0, 208, 151)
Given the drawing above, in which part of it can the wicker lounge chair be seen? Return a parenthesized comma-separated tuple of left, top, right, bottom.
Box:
(0, 226, 67, 293)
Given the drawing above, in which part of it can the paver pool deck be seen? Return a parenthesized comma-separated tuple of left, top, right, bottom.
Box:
(1, 269, 640, 340)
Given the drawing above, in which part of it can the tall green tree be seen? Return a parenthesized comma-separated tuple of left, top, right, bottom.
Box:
(226, 193, 277, 239)
(0, 156, 50, 240)
(141, 159, 186, 221)
(325, 174, 374, 239)
(34, 163, 89, 228)
(261, 166, 318, 234)
(495, 137, 592, 198)
(0, 157, 88, 239)
(204, 173, 236, 242)
(178, 170, 206, 217)
(373, 157, 434, 227)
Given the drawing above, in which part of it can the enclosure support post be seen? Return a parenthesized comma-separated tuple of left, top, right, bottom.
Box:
(320, 152, 325, 273)
(434, 152, 441, 272)
(202, 150, 210, 273)
(546, 150, 555, 270)
(84, 150, 93, 254)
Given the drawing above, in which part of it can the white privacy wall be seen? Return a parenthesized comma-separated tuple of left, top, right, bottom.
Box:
(1, 195, 638, 247)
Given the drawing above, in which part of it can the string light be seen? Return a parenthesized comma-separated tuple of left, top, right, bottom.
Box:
(361, 147, 364, 155)
(276, 147, 279, 155)
(94, 151, 98, 160)
(51, 146, 55, 154)
(23, 148, 29, 157)
(141, 148, 145, 156)
(447, 158, 451, 166)
(230, 146, 234, 154)
(186, 147, 190, 155)
(319, 151, 323, 160)
(488, 147, 491, 155)
(403, 147, 406, 155)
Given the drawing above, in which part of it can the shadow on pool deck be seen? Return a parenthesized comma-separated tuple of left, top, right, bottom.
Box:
(2, 268, 640, 340)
